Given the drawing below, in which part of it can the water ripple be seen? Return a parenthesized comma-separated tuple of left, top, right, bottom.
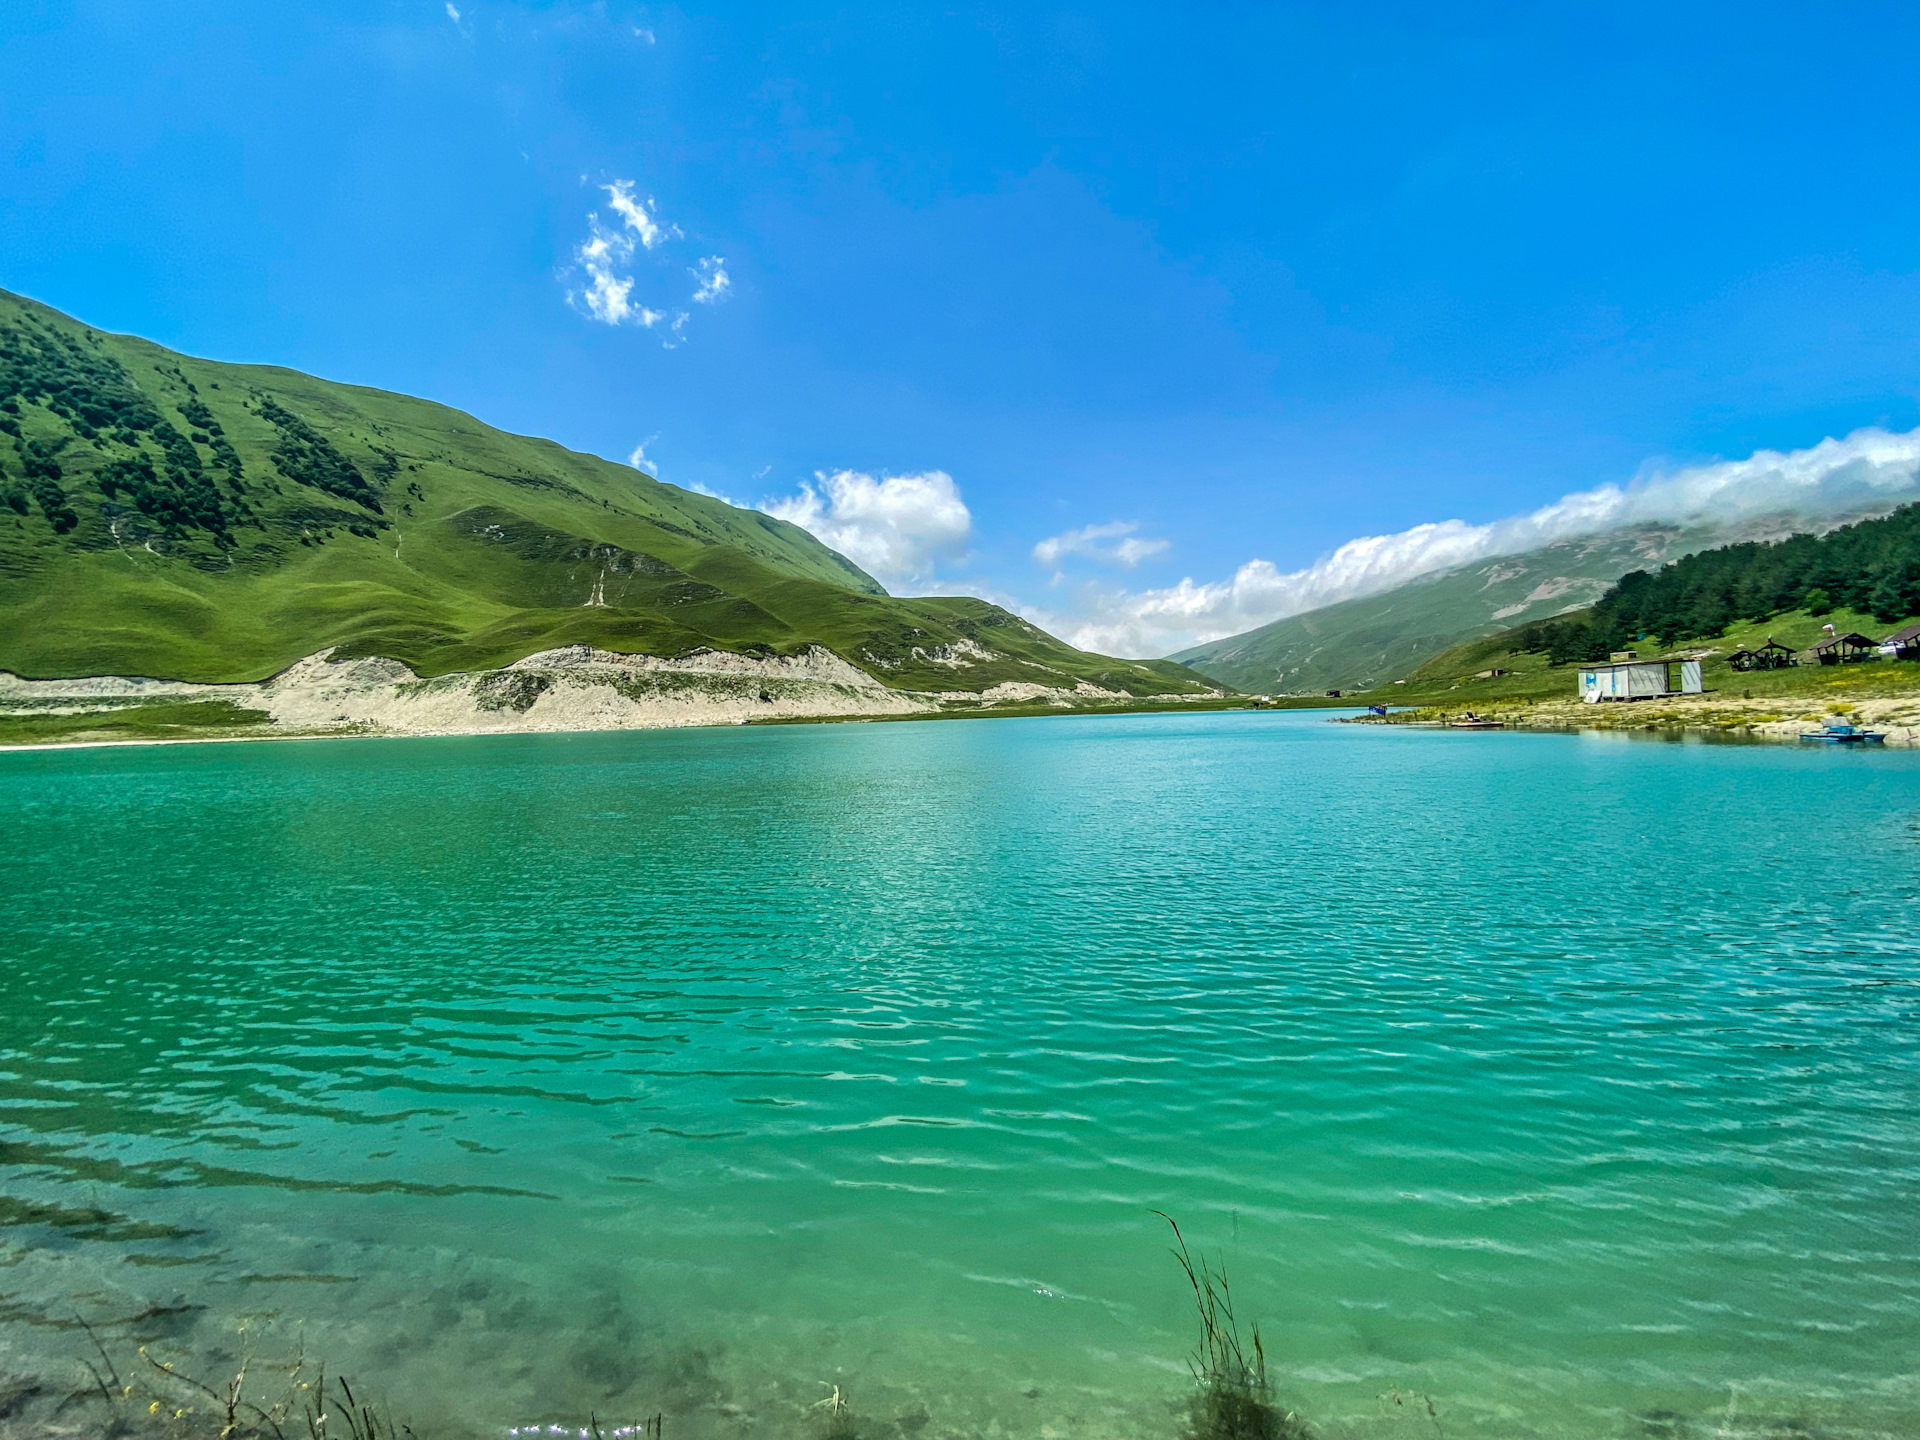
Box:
(1, 715, 1917, 1440)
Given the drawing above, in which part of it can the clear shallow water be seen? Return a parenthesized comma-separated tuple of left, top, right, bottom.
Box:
(1, 712, 1917, 1440)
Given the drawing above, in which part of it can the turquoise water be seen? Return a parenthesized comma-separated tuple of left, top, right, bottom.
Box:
(2, 712, 1918, 1440)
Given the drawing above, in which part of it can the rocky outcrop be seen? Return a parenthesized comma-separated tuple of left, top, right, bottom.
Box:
(0, 645, 932, 739)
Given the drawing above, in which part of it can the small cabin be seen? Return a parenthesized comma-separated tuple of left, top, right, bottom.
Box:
(1880, 623, 1920, 660)
(1813, 632, 1876, 665)
(1576, 656, 1704, 703)
(1728, 638, 1795, 672)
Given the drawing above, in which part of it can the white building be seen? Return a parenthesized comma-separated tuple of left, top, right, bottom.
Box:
(1576, 654, 1704, 703)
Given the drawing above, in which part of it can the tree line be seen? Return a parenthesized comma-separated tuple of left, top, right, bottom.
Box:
(0, 318, 245, 539)
(1513, 503, 1920, 661)
(0, 315, 389, 545)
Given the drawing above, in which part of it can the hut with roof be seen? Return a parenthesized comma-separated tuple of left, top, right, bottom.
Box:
(1728, 637, 1796, 672)
(1813, 632, 1877, 665)
(1880, 623, 1920, 660)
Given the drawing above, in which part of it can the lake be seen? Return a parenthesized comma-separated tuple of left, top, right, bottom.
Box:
(1, 712, 1916, 1440)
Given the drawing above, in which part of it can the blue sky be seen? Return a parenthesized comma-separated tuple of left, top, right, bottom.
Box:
(5, 1, 1920, 653)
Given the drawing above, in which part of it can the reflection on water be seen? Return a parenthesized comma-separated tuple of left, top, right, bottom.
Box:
(1, 713, 1917, 1439)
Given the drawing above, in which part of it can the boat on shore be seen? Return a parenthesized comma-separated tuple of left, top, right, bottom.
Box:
(1449, 712, 1504, 730)
(1798, 723, 1886, 745)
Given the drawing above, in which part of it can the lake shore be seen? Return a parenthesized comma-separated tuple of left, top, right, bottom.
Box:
(0, 645, 1235, 751)
(1340, 688, 1920, 745)
(0, 646, 1243, 752)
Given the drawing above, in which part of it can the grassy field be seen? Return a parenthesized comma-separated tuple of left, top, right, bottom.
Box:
(0, 288, 1215, 698)
(0, 698, 278, 746)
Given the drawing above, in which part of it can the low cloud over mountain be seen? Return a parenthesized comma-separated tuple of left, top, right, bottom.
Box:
(1041, 426, 1920, 657)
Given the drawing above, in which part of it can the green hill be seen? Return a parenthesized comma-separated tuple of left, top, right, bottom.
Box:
(1170, 511, 1903, 696)
(1169, 526, 1692, 694)
(0, 288, 1210, 697)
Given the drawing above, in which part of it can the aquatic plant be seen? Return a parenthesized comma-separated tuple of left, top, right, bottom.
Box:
(1378, 1386, 1444, 1440)
(61, 1322, 407, 1440)
(1155, 1213, 1307, 1440)
(813, 1382, 857, 1440)
(583, 1413, 664, 1440)
(302, 1371, 409, 1440)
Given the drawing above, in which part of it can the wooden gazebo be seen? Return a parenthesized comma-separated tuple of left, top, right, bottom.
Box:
(1813, 632, 1876, 665)
(1730, 638, 1796, 672)
(1882, 623, 1920, 660)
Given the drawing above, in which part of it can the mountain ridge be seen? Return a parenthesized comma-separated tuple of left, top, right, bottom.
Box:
(1171, 509, 1906, 695)
(0, 287, 1214, 700)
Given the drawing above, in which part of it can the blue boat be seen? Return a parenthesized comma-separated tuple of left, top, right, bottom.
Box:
(1798, 723, 1886, 745)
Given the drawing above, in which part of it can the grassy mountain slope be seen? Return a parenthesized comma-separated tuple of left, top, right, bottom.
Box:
(1171, 511, 1902, 695)
(1171, 527, 1688, 694)
(0, 288, 1212, 695)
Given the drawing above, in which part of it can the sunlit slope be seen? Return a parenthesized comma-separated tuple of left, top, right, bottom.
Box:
(0, 289, 1213, 694)
(1170, 517, 1882, 695)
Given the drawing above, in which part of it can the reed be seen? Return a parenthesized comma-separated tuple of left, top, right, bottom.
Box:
(1155, 1212, 1306, 1440)
(62, 1324, 405, 1440)
(54, 1220, 1317, 1440)
(302, 1371, 408, 1440)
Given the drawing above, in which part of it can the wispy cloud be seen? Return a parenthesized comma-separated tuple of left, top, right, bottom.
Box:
(1043, 425, 1920, 658)
(764, 470, 973, 593)
(1033, 520, 1169, 575)
(445, 2, 461, 21)
(574, 214, 641, 324)
(627, 436, 659, 476)
(604, 180, 670, 250)
(692, 256, 731, 304)
(566, 183, 689, 338)
(634, 26, 656, 43)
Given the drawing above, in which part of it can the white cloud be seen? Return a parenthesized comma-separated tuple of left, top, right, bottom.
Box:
(692, 256, 731, 304)
(1033, 520, 1169, 574)
(764, 469, 973, 592)
(627, 436, 659, 475)
(604, 180, 669, 250)
(567, 183, 706, 335)
(445, 2, 460, 21)
(573, 215, 639, 324)
(1046, 425, 1920, 658)
(580, 266, 635, 323)
(634, 26, 656, 42)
